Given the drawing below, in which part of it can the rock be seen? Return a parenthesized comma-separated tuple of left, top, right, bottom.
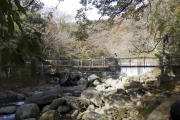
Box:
(50, 98, 65, 110)
(63, 93, 72, 96)
(77, 110, 90, 120)
(85, 111, 111, 120)
(104, 106, 117, 115)
(17, 94, 25, 100)
(28, 91, 43, 96)
(81, 87, 103, 106)
(108, 79, 118, 86)
(104, 78, 113, 84)
(65, 96, 91, 111)
(111, 80, 124, 89)
(57, 105, 71, 113)
(40, 110, 55, 120)
(88, 74, 100, 83)
(63, 85, 86, 95)
(157, 74, 174, 87)
(87, 105, 95, 111)
(121, 77, 128, 83)
(95, 83, 106, 92)
(71, 110, 79, 119)
(41, 105, 51, 113)
(93, 80, 101, 86)
(73, 90, 82, 97)
(77, 78, 88, 87)
(147, 94, 180, 120)
(94, 107, 105, 114)
(60, 73, 69, 85)
(0, 106, 17, 115)
(103, 93, 132, 108)
(24, 118, 36, 120)
(46, 78, 58, 84)
(25, 85, 62, 105)
(15, 104, 40, 120)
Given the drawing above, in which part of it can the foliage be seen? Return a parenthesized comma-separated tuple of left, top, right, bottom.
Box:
(73, 23, 89, 41)
(0, 0, 49, 80)
(138, 102, 154, 119)
(78, 0, 148, 21)
(149, 0, 180, 57)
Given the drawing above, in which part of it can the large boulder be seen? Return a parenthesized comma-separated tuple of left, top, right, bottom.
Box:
(15, 104, 40, 120)
(85, 111, 111, 120)
(71, 110, 79, 119)
(81, 87, 103, 106)
(147, 94, 180, 120)
(77, 78, 88, 87)
(65, 96, 91, 111)
(57, 105, 71, 113)
(40, 110, 56, 120)
(110, 80, 124, 89)
(95, 83, 106, 92)
(41, 105, 51, 113)
(0, 106, 17, 115)
(24, 118, 36, 120)
(103, 93, 132, 108)
(25, 85, 62, 105)
(63, 85, 87, 92)
(88, 74, 100, 83)
(50, 98, 65, 110)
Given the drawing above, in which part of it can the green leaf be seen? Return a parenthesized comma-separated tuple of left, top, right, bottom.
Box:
(17, 54, 25, 68)
(33, 31, 42, 38)
(0, 48, 11, 66)
(30, 60, 37, 80)
(12, 11, 20, 21)
(10, 51, 25, 68)
(8, 13, 14, 34)
(0, 7, 5, 23)
(15, 21, 23, 32)
(0, 0, 9, 8)
(14, 0, 26, 15)
(0, 28, 9, 41)
(33, 32, 42, 43)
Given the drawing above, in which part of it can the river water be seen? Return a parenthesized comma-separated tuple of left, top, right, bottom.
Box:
(0, 101, 24, 120)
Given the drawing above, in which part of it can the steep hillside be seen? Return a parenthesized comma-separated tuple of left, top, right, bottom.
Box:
(87, 17, 159, 58)
(58, 3, 161, 59)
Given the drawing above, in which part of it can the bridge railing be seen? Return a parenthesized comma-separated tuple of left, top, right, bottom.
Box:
(43, 57, 161, 68)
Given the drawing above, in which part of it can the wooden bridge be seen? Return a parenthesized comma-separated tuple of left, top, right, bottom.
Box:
(40, 57, 180, 69)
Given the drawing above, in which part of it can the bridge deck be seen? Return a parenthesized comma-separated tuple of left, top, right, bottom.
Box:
(37, 57, 180, 68)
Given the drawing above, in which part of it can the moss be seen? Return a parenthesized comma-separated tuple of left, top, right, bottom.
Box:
(138, 95, 167, 119)
(138, 102, 154, 119)
(159, 81, 176, 91)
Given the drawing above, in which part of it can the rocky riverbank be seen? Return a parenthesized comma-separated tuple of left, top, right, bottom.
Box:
(1, 71, 180, 120)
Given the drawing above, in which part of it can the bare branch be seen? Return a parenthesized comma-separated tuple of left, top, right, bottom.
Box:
(131, 39, 161, 53)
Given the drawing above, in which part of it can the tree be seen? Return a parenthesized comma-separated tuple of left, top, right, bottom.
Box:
(77, 0, 149, 21)
(0, 0, 48, 79)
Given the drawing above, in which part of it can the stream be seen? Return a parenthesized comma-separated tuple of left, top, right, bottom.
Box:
(0, 101, 24, 120)
(0, 62, 157, 120)
(0, 101, 73, 120)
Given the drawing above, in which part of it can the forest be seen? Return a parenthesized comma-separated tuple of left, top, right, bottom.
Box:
(1, 0, 180, 120)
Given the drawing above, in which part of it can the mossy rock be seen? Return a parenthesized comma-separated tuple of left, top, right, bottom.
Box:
(158, 81, 176, 91)
(138, 97, 165, 119)
(138, 102, 154, 119)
